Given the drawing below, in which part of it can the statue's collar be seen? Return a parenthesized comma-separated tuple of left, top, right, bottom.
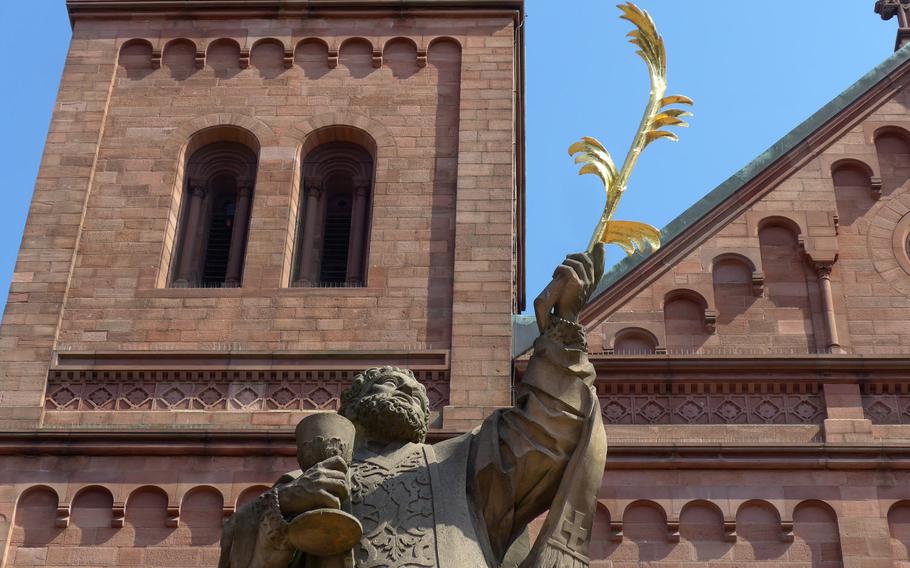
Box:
(353, 440, 421, 468)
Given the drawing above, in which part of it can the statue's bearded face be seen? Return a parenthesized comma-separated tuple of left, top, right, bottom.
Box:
(340, 367, 430, 444)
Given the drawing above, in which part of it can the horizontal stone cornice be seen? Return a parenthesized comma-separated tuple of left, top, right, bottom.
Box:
(53, 349, 450, 371)
(3, 430, 910, 470)
(517, 354, 910, 378)
(67, 0, 524, 21)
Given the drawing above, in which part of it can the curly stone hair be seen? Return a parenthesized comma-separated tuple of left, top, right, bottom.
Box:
(339, 366, 430, 442)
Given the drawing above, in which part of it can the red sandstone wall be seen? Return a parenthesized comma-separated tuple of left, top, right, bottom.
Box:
(587, 78, 910, 359)
(0, 12, 519, 430)
(3, 455, 909, 568)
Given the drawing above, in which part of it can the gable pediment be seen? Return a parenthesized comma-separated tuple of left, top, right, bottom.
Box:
(515, 45, 910, 359)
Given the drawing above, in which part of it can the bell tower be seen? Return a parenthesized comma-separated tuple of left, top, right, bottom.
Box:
(0, 0, 524, 564)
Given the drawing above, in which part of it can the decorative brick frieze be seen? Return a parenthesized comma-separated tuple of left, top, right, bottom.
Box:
(862, 383, 910, 424)
(45, 369, 450, 412)
(595, 382, 825, 426)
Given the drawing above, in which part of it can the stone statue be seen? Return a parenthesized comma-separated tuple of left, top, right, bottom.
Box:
(218, 247, 608, 568)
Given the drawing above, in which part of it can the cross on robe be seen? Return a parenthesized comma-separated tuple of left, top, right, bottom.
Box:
(877, 0, 910, 29)
(560, 510, 589, 552)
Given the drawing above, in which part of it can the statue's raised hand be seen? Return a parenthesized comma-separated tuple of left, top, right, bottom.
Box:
(277, 455, 350, 515)
(533, 245, 605, 333)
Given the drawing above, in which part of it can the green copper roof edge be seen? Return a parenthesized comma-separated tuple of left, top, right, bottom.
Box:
(513, 43, 910, 359)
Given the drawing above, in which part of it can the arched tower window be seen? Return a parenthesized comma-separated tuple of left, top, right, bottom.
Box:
(171, 139, 257, 288)
(294, 140, 374, 287)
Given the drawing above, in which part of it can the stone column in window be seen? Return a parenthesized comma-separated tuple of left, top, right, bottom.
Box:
(346, 180, 371, 286)
(297, 178, 324, 285)
(225, 180, 253, 287)
(173, 179, 207, 287)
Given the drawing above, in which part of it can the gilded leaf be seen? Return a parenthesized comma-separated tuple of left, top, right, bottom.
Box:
(569, 137, 617, 189)
(659, 94, 694, 107)
(656, 108, 692, 118)
(597, 220, 662, 256)
(570, 3, 692, 254)
(619, 2, 666, 77)
(651, 114, 689, 128)
(645, 130, 679, 145)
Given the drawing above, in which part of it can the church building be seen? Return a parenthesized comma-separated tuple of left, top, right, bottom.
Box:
(1, 0, 909, 567)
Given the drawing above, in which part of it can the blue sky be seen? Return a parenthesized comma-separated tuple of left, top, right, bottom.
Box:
(0, 1, 897, 315)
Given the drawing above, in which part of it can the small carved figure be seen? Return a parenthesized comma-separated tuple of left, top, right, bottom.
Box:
(218, 247, 608, 568)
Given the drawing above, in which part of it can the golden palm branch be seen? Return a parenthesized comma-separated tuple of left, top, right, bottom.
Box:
(569, 2, 693, 255)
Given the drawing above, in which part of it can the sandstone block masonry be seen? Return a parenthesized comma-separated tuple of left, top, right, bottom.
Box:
(0, 2, 525, 431)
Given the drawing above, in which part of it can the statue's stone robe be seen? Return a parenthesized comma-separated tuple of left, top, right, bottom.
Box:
(219, 332, 603, 568)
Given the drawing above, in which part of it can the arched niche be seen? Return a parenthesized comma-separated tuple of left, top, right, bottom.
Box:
(679, 500, 734, 561)
(126, 486, 171, 547)
(621, 500, 674, 561)
(207, 38, 242, 79)
(888, 500, 910, 561)
(663, 289, 711, 353)
(428, 37, 463, 113)
(163, 38, 197, 80)
(118, 39, 154, 80)
(170, 126, 259, 288)
(428, 36, 463, 166)
(757, 218, 816, 352)
(875, 126, 910, 196)
(71, 485, 115, 545)
(295, 38, 330, 79)
(680, 500, 726, 535)
(235, 485, 269, 510)
(251, 38, 286, 79)
(735, 500, 789, 560)
(792, 500, 842, 566)
(339, 37, 374, 79)
(384, 37, 419, 79)
(589, 502, 616, 560)
(712, 254, 760, 336)
(832, 159, 877, 226)
(612, 327, 659, 355)
(180, 486, 224, 546)
(293, 126, 376, 288)
(13, 486, 62, 547)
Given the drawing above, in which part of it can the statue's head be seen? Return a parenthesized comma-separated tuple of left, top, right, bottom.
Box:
(339, 366, 430, 444)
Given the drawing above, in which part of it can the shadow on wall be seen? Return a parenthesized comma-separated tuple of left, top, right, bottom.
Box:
(164, 39, 198, 81)
(251, 39, 286, 80)
(12, 486, 63, 548)
(295, 39, 330, 80)
(758, 221, 816, 352)
(385, 38, 420, 79)
(339, 38, 374, 79)
(876, 127, 910, 197)
(71, 486, 116, 547)
(424, 37, 463, 348)
(590, 499, 843, 567)
(832, 161, 876, 228)
(889, 501, 910, 561)
(713, 256, 759, 335)
(181, 486, 224, 547)
(126, 486, 172, 547)
(207, 39, 242, 79)
(118, 39, 155, 80)
(663, 291, 711, 354)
